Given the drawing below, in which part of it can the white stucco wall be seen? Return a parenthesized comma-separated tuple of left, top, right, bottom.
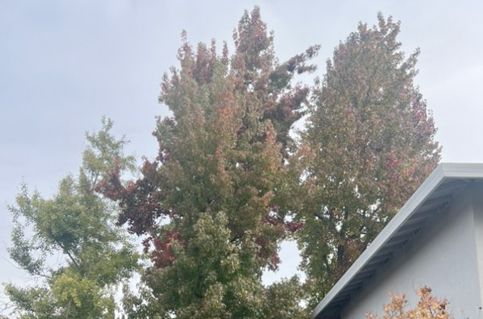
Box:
(342, 185, 483, 319)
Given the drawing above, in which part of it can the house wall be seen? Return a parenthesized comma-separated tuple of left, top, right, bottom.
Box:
(470, 183, 483, 310)
(342, 186, 483, 319)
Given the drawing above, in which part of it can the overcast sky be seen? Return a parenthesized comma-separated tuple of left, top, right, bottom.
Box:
(1, 0, 483, 309)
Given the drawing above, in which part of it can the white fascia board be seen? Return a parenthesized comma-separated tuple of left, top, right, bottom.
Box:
(312, 163, 483, 318)
(440, 163, 483, 179)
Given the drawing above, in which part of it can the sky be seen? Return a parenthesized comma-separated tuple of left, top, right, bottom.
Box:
(1, 0, 483, 311)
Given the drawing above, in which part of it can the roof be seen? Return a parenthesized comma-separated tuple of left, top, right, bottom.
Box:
(312, 163, 483, 319)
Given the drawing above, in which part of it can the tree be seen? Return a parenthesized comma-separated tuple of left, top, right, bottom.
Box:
(293, 14, 441, 306)
(5, 118, 138, 319)
(367, 287, 450, 319)
(260, 277, 306, 319)
(99, 7, 317, 319)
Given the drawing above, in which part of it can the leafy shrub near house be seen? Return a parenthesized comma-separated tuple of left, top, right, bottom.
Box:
(367, 287, 450, 319)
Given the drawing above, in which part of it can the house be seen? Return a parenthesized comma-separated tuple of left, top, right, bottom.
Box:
(312, 163, 483, 319)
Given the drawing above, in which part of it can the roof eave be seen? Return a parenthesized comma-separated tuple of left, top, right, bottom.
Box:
(312, 163, 483, 319)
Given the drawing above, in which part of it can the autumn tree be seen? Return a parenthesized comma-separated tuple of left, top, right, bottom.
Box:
(367, 287, 450, 319)
(99, 7, 317, 319)
(293, 14, 441, 306)
(5, 118, 138, 318)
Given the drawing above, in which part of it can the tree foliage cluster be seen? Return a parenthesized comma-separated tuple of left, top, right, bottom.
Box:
(5, 118, 138, 318)
(367, 287, 450, 319)
(293, 15, 440, 306)
(5, 7, 440, 319)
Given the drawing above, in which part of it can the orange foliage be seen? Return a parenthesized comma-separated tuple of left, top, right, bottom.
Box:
(367, 287, 450, 319)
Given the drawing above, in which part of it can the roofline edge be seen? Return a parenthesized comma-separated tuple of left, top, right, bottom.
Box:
(311, 163, 483, 319)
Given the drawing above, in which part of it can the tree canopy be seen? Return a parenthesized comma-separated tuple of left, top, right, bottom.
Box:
(97, 7, 318, 319)
(4, 8, 441, 319)
(5, 119, 138, 318)
(293, 14, 440, 306)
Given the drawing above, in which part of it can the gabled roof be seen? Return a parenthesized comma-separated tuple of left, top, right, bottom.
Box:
(312, 163, 483, 319)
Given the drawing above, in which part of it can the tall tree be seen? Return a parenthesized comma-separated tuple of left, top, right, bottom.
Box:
(99, 7, 318, 319)
(5, 118, 138, 318)
(293, 14, 441, 306)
